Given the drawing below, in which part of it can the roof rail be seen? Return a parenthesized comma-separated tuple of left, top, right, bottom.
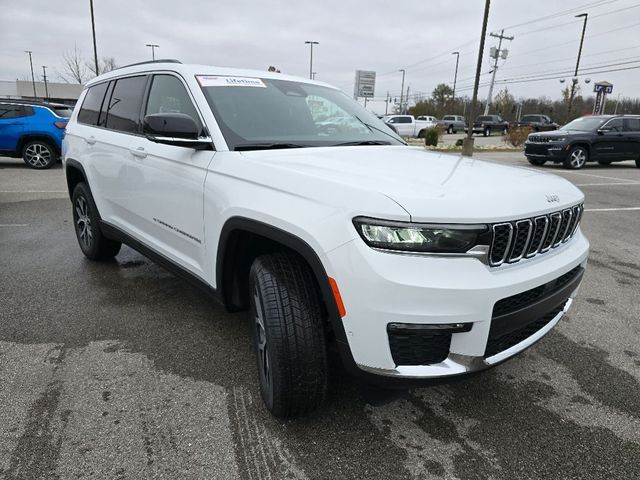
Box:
(115, 59, 182, 70)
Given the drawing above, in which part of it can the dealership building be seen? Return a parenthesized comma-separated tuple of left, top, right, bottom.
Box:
(0, 80, 82, 105)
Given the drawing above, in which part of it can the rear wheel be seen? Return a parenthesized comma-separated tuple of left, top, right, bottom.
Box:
(417, 130, 425, 138)
(483, 127, 490, 137)
(249, 252, 328, 418)
(527, 157, 547, 166)
(564, 146, 588, 169)
(71, 183, 122, 260)
(22, 140, 56, 169)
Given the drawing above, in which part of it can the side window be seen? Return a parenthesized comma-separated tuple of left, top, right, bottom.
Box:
(398, 116, 412, 124)
(105, 76, 147, 133)
(144, 75, 202, 132)
(0, 105, 23, 119)
(603, 118, 624, 132)
(78, 82, 109, 126)
(624, 118, 640, 132)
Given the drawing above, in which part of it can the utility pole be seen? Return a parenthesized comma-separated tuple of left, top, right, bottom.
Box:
(463, 0, 491, 157)
(567, 13, 588, 120)
(406, 85, 410, 114)
(304, 41, 319, 79)
(483, 29, 513, 115)
(146, 44, 159, 60)
(89, 0, 99, 76)
(451, 51, 460, 101)
(24, 51, 36, 97)
(398, 69, 406, 114)
(42, 65, 49, 100)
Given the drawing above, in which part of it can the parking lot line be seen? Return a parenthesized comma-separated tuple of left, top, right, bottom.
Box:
(584, 207, 640, 212)
(0, 190, 67, 193)
(559, 171, 639, 183)
(0, 224, 29, 227)
(576, 182, 640, 186)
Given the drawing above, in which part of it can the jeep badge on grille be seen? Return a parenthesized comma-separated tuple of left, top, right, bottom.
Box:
(546, 195, 560, 203)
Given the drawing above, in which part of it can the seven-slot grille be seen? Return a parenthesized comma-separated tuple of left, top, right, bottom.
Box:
(528, 135, 551, 143)
(489, 204, 583, 267)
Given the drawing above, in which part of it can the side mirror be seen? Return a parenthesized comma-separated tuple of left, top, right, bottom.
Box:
(596, 128, 610, 135)
(143, 113, 211, 149)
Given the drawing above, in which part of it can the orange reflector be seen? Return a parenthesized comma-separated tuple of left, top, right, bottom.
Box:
(328, 277, 346, 318)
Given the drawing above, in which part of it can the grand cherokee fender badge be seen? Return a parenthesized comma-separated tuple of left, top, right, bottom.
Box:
(546, 195, 560, 203)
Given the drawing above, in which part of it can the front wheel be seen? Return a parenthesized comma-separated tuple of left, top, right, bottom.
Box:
(483, 127, 490, 137)
(22, 140, 57, 169)
(564, 146, 588, 169)
(249, 252, 328, 418)
(72, 183, 122, 260)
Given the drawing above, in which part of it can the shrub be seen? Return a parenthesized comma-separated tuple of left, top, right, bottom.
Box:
(455, 138, 464, 147)
(503, 127, 530, 147)
(423, 126, 443, 147)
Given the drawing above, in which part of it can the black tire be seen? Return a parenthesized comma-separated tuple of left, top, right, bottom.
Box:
(71, 182, 121, 260)
(483, 127, 490, 137)
(447, 125, 454, 134)
(249, 252, 328, 418)
(22, 140, 57, 169)
(417, 130, 425, 138)
(636, 158, 640, 168)
(527, 157, 547, 166)
(564, 146, 588, 169)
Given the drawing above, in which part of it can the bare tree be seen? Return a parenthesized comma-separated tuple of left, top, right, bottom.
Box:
(60, 45, 88, 83)
(87, 56, 118, 76)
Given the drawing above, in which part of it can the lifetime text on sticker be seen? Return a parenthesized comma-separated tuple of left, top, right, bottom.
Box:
(197, 76, 266, 88)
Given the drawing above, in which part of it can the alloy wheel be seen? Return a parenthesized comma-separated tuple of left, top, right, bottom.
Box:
(75, 195, 93, 249)
(253, 287, 272, 392)
(570, 149, 587, 169)
(24, 143, 52, 168)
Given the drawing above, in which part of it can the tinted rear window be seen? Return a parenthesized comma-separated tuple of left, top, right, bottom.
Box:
(53, 107, 73, 118)
(105, 76, 147, 133)
(78, 83, 109, 125)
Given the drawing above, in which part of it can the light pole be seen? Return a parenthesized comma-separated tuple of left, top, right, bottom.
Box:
(25, 50, 36, 98)
(42, 65, 49, 100)
(399, 69, 406, 114)
(463, 0, 491, 157)
(304, 41, 319, 79)
(451, 51, 460, 102)
(89, 0, 99, 75)
(146, 44, 159, 61)
(567, 13, 588, 120)
(312, 72, 317, 80)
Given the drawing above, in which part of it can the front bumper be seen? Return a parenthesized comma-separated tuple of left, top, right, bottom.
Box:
(323, 230, 589, 384)
(524, 142, 570, 161)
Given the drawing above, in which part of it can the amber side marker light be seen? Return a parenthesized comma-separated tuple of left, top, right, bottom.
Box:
(328, 277, 346, 318)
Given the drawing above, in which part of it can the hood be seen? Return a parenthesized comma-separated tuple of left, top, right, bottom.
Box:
(239, 146, 584, 223)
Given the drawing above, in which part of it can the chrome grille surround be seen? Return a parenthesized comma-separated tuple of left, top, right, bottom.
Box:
(488, 204, 583, 267)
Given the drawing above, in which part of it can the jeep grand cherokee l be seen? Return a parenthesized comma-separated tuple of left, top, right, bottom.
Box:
(63, 60, 589, 417)
(524, 115, 640, 169)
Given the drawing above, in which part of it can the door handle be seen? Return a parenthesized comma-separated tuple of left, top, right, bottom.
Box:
(129, 147, 147, 159)
(85, 136, 96, 145)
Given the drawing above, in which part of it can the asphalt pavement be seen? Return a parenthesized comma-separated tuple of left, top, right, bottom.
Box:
(1, 153, 639, 480)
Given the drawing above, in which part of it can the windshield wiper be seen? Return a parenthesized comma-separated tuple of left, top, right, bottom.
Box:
(333, 140, 391, 146)
(234, 143, 308, 151)
(352, 115, 407, 144)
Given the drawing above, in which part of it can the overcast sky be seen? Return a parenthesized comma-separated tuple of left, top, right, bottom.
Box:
(1, 0, 639, 113)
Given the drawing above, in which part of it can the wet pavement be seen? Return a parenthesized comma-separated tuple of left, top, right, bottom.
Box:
(1, 154, 639, 479)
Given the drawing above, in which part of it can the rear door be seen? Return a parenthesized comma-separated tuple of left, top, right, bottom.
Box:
(624, 117, 640, 159)
(125, 73, 213, 277)
(0, 104, 28, 152)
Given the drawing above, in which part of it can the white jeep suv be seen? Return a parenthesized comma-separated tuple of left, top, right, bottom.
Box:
(63, 60, 589, 417)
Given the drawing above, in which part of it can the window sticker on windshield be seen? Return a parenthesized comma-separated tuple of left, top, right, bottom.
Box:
(197, 76, 266, 88)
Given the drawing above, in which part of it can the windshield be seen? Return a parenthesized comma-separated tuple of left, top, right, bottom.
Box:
(198, 76, 404, 150)
(52, 107, 73, 118)
(561, 117, 605, 132)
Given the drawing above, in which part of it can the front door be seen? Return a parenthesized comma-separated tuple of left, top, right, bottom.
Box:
(0, 104, 28, 151)
(125, 74, 213, 279)
(592, 118, 632, 160)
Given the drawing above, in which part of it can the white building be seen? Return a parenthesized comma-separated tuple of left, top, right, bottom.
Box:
(0, 80, 83, 105)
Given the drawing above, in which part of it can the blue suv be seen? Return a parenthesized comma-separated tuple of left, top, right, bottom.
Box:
(0, 99, 72, 169)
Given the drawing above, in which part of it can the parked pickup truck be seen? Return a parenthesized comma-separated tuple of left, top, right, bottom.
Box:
(384, 115, 436, 138)
(511, 114, 559, 132)
(438, 115, 466, 134)
(465, 115, 509, 136)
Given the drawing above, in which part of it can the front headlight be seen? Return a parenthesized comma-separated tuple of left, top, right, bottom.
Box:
(552, 137, 567, 142)
(353, 217, 490, 253)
